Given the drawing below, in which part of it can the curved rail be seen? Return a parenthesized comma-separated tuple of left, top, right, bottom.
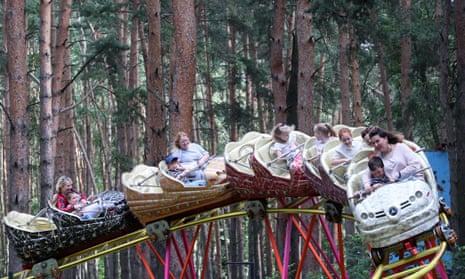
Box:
(6, 206, 355, 279)
(371, 213, 452, 279)
(372, 241, 447, 279)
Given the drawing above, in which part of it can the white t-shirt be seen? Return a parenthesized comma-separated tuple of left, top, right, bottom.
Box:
(270, 132, 298, 156)
(332, 140, 363, 160)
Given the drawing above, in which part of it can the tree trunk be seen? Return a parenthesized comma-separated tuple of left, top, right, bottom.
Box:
(350, 25, 363, 127)
(5, 0, 30, 273)
(227, 18, 238, 141)
(170, 0, 197, 138)
(145, 0, 166, 166)
(296, 0, 314, 134)
(229, 218, 239, 279)
(248, 219, 260, 279)
(143, 4, 166, 275)
(338, 20, 351, 125)
(62, 44, 79, 187)
(316, 53, 326, 123)
(1, 1, 10, 273)
(39, 0, 54, 209)
(271, 0, 287, 124)
(435, 0, 450, 145)
(200, 3, 217, 149)
(452, 0, 465, 246)
(401, 0, 413, 138)
(371, 7, 393, 130)
(53, 0, 73, 180)
(214, 221, 222, 278)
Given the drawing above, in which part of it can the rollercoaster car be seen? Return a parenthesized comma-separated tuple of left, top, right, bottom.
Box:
(224, 131, 271, 198)
(122, 163, 239, 225)
(248, 130, 319, 198)
(346, 146, 440, 249)
(3, 190, 139, 267)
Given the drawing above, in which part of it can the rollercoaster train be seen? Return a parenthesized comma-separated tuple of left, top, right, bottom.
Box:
(3, 126, 457, 274)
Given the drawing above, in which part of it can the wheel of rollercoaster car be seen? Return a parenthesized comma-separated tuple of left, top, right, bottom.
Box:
(434, 222, 458, 247)
(434, 223, 445, 241)
(370, 247, 385, 266)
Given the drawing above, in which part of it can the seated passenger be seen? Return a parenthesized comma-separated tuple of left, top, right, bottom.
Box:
(165, 155, 186, 178)
(67, 192, 92, 219)
(313, 123, 337, 154)
(354, 156, 392, 197)
(362, 127, 423, 189)
(170, 132, 209, 185)
(368, 156, 391, 186)
(360, 126, 377, 148)
(270, 123, 301, 168)
(165, 154, 206, 186)
(54, 176, 88, 212)
(331, 127, 363, 166)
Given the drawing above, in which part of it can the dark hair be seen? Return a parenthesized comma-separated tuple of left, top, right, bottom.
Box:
(66, 191, 78, 200)
(368, 156, 384, 171)
(368, 127, 403, 144)
(361, 125, 378, 139)
(314, 123, 336, 137)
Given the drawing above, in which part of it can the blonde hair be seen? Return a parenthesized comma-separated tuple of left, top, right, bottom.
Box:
(173, 131, 189, 149)
(51, 176, 73, 204)
(55, 176, 72, 193)
(271, 123, 294, 143)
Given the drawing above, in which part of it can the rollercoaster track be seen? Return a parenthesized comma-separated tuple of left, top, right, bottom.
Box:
(369, 212, 453, 279)
(371, 242, 448, 279)
(6, 204, 449, 279)
(4, 128, 454, 278)
(7, 204, 354, 279)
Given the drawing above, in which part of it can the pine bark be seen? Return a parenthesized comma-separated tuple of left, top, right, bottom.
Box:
(145, 0, 166, 166)
(400, 0, 413, 139)
(452, 0, 465, 246)
(338, 20, 351, 125)
(5, 0, 29, 273)
(170, 0, 197, 138)
(371, 7, 394, 130)
(296, 0, 314, 134)
(270, 0, 287, 124)
(39, 0, 54, 209)
(53, 0, 73, 180)
(350, 25, 362, 127)
(227, 20, 238, 141)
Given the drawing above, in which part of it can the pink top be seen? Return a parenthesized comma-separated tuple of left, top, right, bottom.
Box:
(362, 142, 422, 187)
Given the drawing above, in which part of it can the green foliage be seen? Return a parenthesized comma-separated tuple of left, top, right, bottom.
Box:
(344, 234, 372, 278)
(449, 245, 465, 278)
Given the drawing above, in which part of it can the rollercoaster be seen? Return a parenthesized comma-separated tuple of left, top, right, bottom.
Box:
(2, 126, 457, 279)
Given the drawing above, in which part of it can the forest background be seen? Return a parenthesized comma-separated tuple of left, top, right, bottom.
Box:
(1, 0, 465, 278)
